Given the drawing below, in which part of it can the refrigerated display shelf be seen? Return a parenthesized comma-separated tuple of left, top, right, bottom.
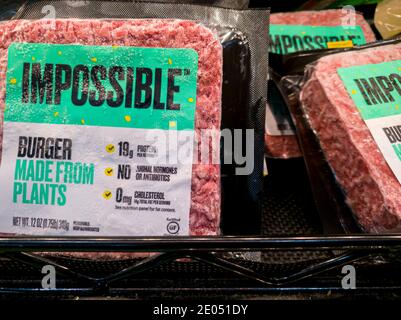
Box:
(0, 0, 399, 301)
(0, 235, 400, 299)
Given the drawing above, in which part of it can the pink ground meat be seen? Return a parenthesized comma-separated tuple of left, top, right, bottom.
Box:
(266, 9, 376, 159)
(300, 43, 401, 232)
(265, 134, 302, 159)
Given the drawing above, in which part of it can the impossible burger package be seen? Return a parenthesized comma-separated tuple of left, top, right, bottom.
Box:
(279, 39, 401, 234)
(0, 1, 269, 258)
(265, 9, 376, 159)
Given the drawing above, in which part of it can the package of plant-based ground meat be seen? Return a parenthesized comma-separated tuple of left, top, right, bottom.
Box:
(278, 39, 401, 235)
(265, 9, 376, 159)
(0, 1, 268, 258)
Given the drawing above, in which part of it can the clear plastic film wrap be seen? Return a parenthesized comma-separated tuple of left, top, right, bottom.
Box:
(265, 69, 302, 159)
(0, 1, 22, 20)
(112, 0, 250, 8)
(279, 39, 401, 234)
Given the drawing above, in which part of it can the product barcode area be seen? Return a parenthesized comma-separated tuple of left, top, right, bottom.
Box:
(12, 216, 70, 231)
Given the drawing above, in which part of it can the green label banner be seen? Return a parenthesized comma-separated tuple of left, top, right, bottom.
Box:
(338, 60, 401, 120)
(269, 25, 366, 54)
(5, 43, 199, 130)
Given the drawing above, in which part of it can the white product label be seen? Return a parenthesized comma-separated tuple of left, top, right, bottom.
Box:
(365, 115, 401, 183)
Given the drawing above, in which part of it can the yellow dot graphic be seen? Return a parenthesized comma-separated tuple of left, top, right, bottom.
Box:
(169, 121, 177, 128)
(81, 119, 85, 125)
(104, 167, 114, 176)
(106, 144, 116, 154)
(301, 31, 306, 35)
(396, 105, 400, 110)
(188, 98, 194, 103)
(54, 111, 59, 117)
(58, 51, 62, 56)
(31, 56, 36, 61)
(351, 90, 357, 95)
(168, 58, 173, 65)
(112, 45, 119, 50)
(102, 190, 112, 200)
(398, 67, 401, 71)
(9, 78, 17, 85)
(91, 57, 97, 63)
(124, 115, 132, 122)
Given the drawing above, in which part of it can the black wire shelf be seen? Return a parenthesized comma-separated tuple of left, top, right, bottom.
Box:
(1, 235, 401, 252)
(0, 235, 400, 300)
